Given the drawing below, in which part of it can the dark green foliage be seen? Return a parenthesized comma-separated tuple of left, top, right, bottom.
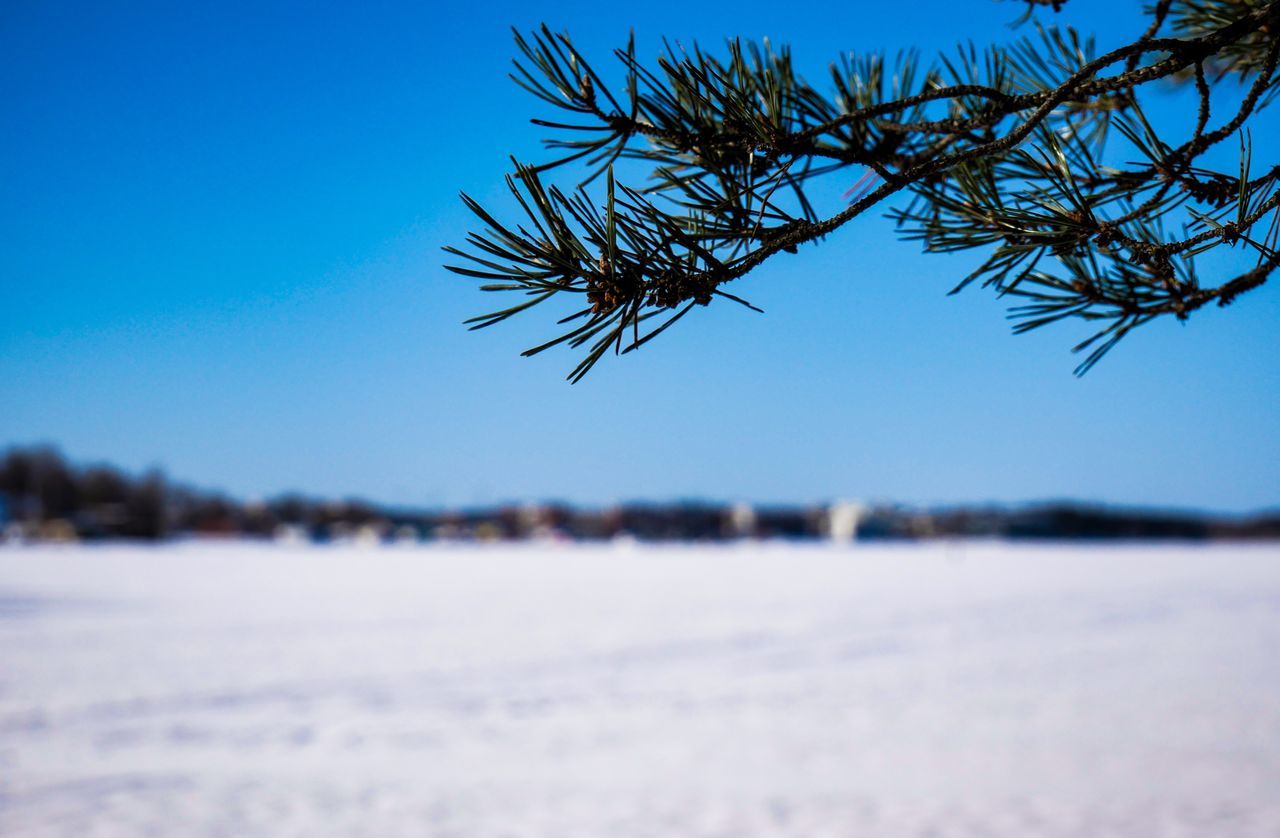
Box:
(447, 0, 1280, 379)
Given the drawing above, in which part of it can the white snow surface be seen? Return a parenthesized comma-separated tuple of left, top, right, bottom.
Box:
(1, 541, 1278, 836)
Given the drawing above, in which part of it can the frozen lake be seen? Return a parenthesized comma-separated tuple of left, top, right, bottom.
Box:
(1, 542, 1278, 836)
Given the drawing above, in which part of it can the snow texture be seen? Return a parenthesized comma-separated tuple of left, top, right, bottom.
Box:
(1, 541, 1278, 836)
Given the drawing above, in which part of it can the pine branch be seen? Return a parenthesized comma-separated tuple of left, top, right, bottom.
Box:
(448, 0, 1280, 380)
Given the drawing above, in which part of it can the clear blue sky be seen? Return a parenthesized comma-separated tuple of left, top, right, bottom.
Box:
(2, 0, 1277, 512)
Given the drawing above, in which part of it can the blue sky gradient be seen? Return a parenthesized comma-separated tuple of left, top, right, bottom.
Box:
(2, 0, 1277, 511)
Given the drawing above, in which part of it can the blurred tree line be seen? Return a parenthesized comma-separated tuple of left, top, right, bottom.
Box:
(0, 446, 376, 541)
(1, 445, 1276, 543)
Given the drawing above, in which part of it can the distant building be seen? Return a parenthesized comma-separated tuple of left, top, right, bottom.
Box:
(39, 519, 79, 543)
(273, 523, 308, 545)
(353, 523, 386, 546)
(392, 524, 420, 544)
(826, 500, 866, 544)
(727, 502, 757, 539)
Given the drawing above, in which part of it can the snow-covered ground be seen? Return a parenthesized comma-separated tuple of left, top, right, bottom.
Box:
(1, 541, 1278, 837)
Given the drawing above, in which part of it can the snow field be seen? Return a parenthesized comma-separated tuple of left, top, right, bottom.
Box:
(1, 541, 1278, 836)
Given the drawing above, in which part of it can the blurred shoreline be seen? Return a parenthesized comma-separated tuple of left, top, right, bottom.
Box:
(4, 445, 1278, 545)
